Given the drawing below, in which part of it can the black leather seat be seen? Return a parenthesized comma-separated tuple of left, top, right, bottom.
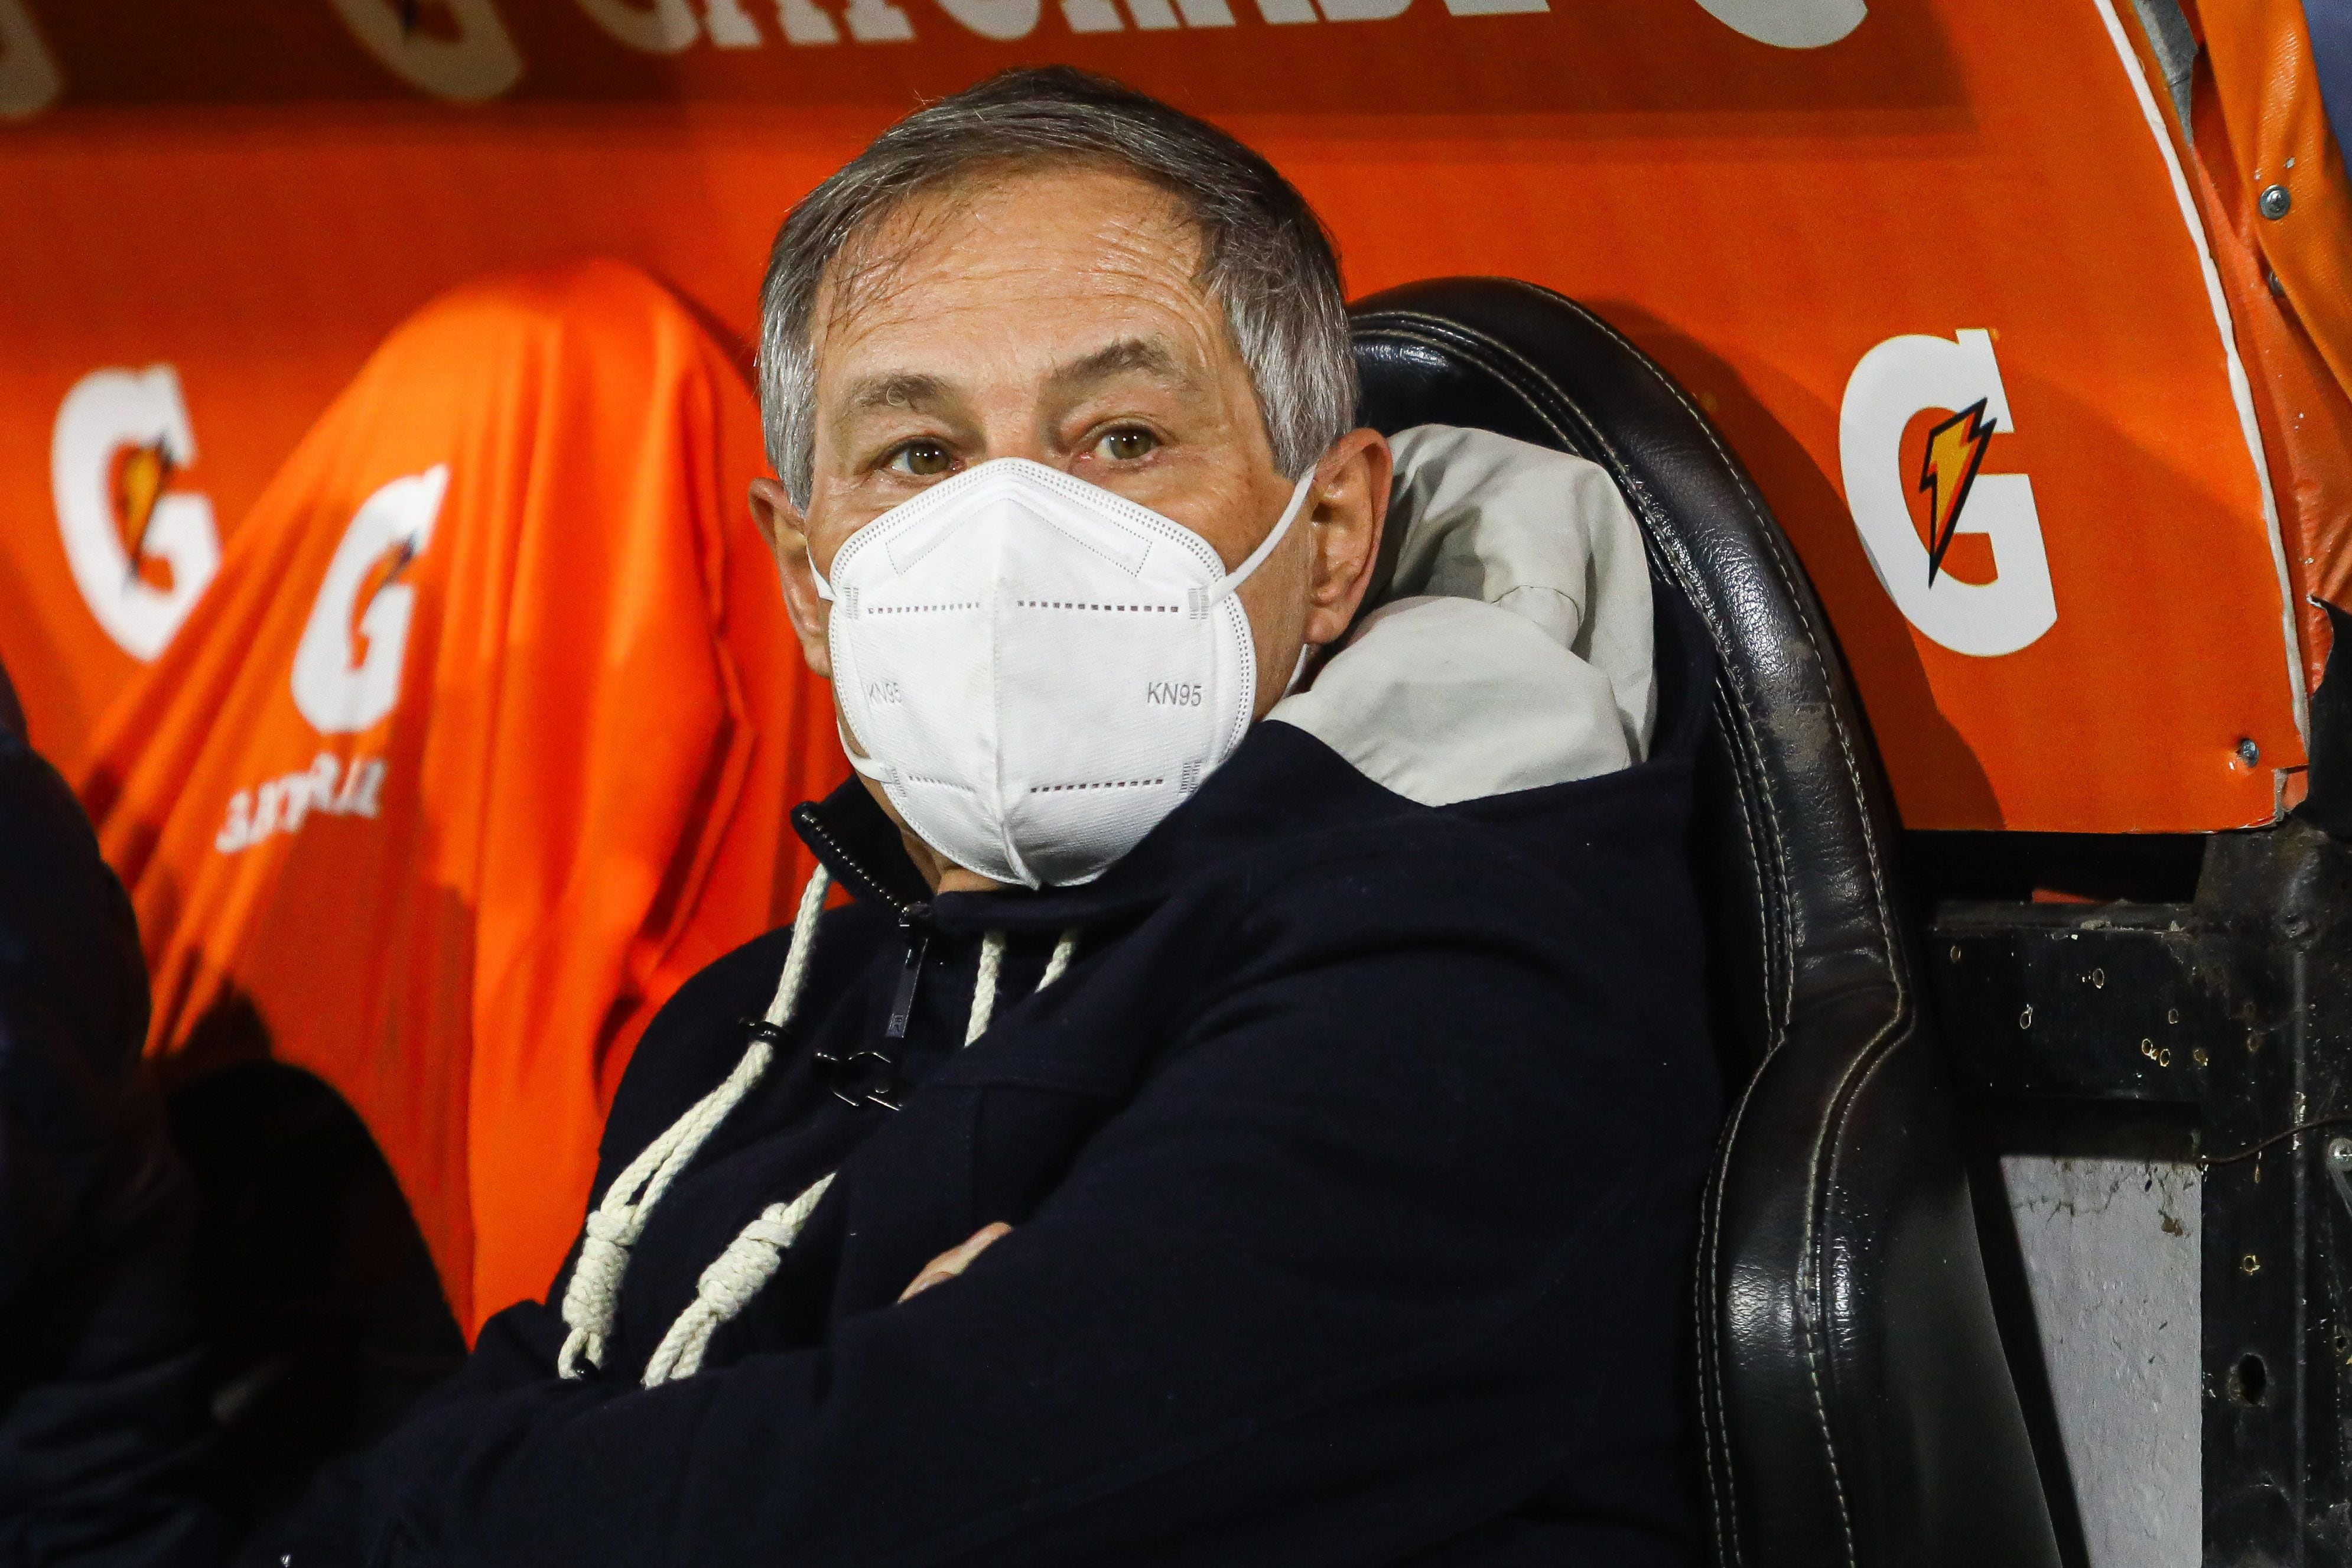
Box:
(1349, 279, 2064, 1568)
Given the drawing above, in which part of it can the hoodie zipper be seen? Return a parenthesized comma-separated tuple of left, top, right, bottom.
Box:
(792, 805, 933, 1110)
(791, 802, 922, 921)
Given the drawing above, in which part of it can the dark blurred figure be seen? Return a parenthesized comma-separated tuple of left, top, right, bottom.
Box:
(164, 1056, 467, 1528)
(0, 662, 233, 1566)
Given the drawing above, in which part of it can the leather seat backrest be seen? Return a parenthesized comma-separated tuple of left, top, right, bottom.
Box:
(1349, 279, 2063, 1568)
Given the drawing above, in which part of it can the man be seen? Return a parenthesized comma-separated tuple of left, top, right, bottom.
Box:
(253, 67, 1719, 1566)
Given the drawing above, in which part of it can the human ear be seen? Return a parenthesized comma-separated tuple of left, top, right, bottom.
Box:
(1300, 428, 1393, 649)
(749, 477, 832, 679)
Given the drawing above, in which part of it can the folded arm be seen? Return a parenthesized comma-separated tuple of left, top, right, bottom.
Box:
(259, 922, 1706, 1568)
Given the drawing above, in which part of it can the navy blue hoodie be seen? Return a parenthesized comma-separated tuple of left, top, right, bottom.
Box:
(253, 431, 1723, 1568)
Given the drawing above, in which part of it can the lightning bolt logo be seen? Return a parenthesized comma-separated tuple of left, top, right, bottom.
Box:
(113, 439, 175, 584)
(1918, 396, 1997, 586)
(347, 533, 422, 666)
(350, 537, 420, 646)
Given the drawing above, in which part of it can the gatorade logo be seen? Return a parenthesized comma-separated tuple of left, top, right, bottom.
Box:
(1839, 330, 2055, 658)
(51, 366, 222, 661)
(291, 466, 447, 734)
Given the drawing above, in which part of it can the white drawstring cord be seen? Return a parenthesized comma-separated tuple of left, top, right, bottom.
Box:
(1040, 929, 1079, 990)
(640, 925, 1084, 1387)
(556, 865, 832, 1380)
(964, 932, 1007, 1045)
(641, 1171, 837, 1384)
(968, 928, 1078, 1043)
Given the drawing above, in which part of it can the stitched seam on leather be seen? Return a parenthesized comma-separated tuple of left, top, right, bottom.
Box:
(1695, 1119, 1739, 1565)
(1704, 701, 1789, 1563)
(1717, 691, 1782, 1047)
(1691, 683, 1774, 1567)
(1698, 687, 1771, 1566)
(1795, 1277, 1860, 1568)
(1804, 1002, 1918, 1568)
(1785, 971, 1911, 1568)
(1696, 1041, 1790, 1568)
(1789, 777, 1908, 1567)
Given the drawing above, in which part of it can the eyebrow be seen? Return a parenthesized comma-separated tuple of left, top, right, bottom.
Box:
(841, 371, 955, 418)
(833, 337, 1189, 426)
(1044, 337, 1187, 396)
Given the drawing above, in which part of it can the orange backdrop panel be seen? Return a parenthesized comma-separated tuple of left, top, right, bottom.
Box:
(0, 0, 2309, 833)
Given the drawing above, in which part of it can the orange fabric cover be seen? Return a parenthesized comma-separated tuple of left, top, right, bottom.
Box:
(80, 261, 845, 1335)
(2185, 0, 2352, 688)
(2194, 0, 2352, 399)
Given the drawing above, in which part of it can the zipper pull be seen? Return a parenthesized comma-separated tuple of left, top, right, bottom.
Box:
(825, 904, 929, 1109)
(885, 905, 932, 1041)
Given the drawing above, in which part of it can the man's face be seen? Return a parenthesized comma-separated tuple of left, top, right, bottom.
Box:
(751, 161, 1389, 889)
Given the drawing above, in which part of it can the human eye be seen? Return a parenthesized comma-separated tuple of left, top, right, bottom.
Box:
(885, 438, 959, 478)
(1090, 426, 1159, 464)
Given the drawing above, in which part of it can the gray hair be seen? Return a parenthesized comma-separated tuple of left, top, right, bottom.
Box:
(757, 67, 1356, 508)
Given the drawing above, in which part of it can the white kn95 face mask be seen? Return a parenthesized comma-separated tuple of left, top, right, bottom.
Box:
(812, 457, 1317, 890)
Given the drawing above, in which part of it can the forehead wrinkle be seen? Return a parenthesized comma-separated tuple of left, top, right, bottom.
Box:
(823, 165, 1209, 341)
(813, 190, 968, 364)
